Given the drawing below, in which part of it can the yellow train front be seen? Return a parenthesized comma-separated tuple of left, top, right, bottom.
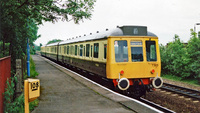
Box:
(106, 26, 163, 97)
(41, 25, 163, 97)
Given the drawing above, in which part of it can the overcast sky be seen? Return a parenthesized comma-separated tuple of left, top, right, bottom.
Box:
(35, 0, 200, 46)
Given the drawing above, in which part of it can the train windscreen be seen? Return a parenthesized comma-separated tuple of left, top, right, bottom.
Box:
(114, 40, 128, 62)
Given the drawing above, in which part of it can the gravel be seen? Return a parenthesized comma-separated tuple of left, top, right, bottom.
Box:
(143, 78, 200, 113)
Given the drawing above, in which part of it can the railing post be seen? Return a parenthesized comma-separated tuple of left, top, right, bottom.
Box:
(16, 59, 22, 97)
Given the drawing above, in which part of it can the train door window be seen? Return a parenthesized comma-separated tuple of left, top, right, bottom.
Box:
(86, 44, 90, 57)
(130, 41, 143, 62)
(60, 47, 61, 53)
(67, 46, 69, 54)
(91, 45, 93, 57)
(64, 46, 66, 54)
(94, 43, 99, 58)
(114, 40, 128, 62)
(70, 45, 73, 55)
(80, 45, 83, 56)
(77, 46, 79, 55)
(55, 47, 57, 53)
(75, 45, 78, 56)
(104, 44, 107, 59)
(146, 41, 157, 61)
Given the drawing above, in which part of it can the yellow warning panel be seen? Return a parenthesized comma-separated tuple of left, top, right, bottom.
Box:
(28, 79, 40, 100)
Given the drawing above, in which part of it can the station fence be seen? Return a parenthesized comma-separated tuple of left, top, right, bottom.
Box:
(0, 56, 11, 113)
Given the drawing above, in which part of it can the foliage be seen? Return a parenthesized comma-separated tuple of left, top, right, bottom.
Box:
(0, 41, 10, 58)
(0, 0, 96, 73)
(47, 39, 63, 45)
(160, 30, 200, 81)
(187, 29, 200, 79)
(24, 56, 39, 79)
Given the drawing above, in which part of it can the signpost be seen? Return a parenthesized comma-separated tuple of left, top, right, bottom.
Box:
(24, 79, 40, 113)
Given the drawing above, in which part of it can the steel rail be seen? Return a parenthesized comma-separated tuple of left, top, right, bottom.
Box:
(139, 98, 175, 113)
(161, 83, 200, 100)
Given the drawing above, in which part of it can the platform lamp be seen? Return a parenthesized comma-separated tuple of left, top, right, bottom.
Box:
(194, 23, 200, 33)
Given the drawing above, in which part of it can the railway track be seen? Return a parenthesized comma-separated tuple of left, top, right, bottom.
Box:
(161, 83, 200, 100)
(139, 98, 175, 113)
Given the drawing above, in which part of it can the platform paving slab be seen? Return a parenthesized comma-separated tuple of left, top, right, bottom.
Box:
(31, 55, 134, 113)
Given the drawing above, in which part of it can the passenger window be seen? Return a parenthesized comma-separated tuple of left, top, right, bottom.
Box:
(86, 44, 90, 57)
(114, 40, 128, 62)
(91, 45, 93, 57)
(67, 46, 69, 54)
(84, 46, 85, 56)
(75, 45, 77, 55)
(94, 43, 99, 58)
(131, 41, 143, 62)
(80, 45, 83, 56)
(104, 44, 107, 59)
(146, 41, 157, 61)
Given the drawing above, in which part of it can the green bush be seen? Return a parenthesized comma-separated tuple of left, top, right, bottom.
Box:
(160, 30, 200, 81)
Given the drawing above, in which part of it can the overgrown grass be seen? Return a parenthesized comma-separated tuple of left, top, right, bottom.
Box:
(162, 74, 200, 86)
(24, 56, 39, 79)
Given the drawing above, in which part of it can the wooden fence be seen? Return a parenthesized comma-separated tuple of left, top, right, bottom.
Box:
(0, 56, 11, 113)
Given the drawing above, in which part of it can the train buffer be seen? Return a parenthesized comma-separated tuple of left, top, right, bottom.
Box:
(31, 55, 164, 113)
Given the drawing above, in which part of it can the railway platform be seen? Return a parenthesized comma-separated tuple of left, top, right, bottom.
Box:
(31, 55, 161, 113)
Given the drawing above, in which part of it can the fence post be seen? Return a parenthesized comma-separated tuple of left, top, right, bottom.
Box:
(16, 59, 22, 97)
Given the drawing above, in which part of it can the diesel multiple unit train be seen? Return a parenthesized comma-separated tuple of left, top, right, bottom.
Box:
(41, 25, 163, 97)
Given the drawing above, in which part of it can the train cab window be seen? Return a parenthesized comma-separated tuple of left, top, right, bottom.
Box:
(104, 44, 107, 59)
(75, 45, 78, 55)
(94, 43, 99, 58)
(114, 40, 128, 62)
(80, 45, 83, 56)
(86, 44, 90, 57)
(67, 46, 69, 54)
(131, 41, 143, 62)
(146, 41, 157, 61)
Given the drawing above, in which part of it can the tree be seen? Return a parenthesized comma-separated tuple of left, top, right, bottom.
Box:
(160, 34, 190, 78)
(187, 29, 200, 79)
(0, 0, 96, 72)
(47, 39, 63, 45)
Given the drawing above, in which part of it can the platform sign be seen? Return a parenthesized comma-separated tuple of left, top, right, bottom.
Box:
(24, 78, 40, 113)
(28, 79, 40, 100)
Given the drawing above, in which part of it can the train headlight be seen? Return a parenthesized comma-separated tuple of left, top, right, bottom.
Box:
(152, 77, 163, 88)
(118, 78, 130, 90)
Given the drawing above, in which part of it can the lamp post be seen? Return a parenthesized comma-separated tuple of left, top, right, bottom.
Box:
(194, 23, 200, 33)
(27, 19, 30, 77)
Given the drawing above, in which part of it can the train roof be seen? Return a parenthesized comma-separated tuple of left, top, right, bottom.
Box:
(46, 26, 157, 46)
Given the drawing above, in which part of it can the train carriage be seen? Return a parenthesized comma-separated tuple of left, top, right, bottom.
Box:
(41, 25, 163, 97)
